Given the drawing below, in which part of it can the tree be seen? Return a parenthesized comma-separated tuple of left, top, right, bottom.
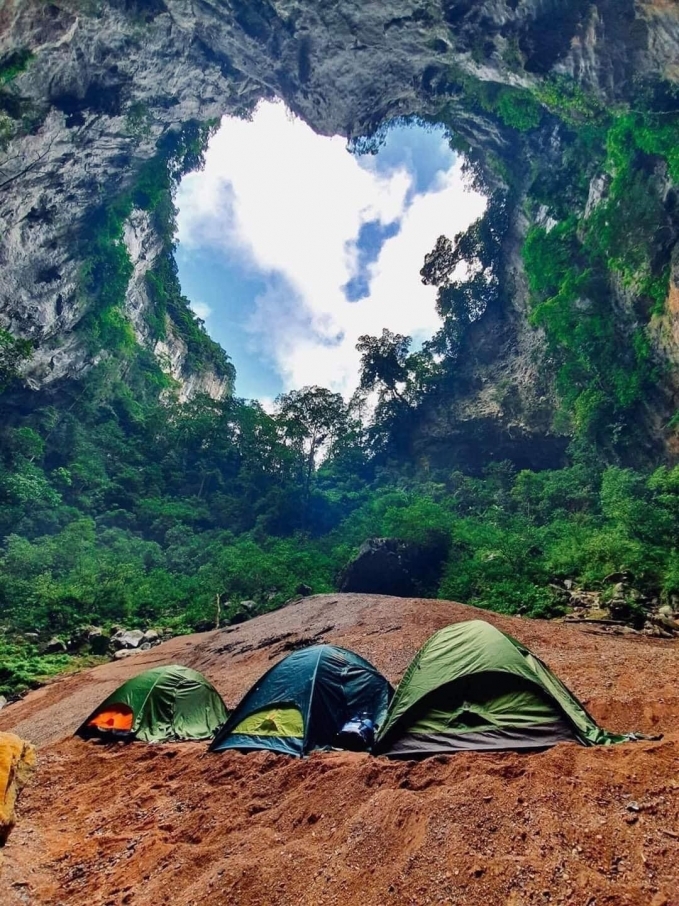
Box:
(274, 386, 351, 516)
(420, 191, 510, 351)
(420, 236, 456, 287)
(356, 329, 412, 403)
(0, 328, 32, 393)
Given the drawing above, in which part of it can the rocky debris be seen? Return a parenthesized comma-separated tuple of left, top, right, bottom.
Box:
(67, 626, 111, 656)
(218, 600, 262, 628)
(339, 537, 449, 597)
(561, 573, 678, 635)
(43, 637, 67, 654)
(111, 628, 163, 651)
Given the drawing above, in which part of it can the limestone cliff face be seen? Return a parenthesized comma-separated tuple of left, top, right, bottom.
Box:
(0, 0, 678, 417)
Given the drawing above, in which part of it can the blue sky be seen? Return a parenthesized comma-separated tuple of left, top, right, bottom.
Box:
(176, 103, 485, 402)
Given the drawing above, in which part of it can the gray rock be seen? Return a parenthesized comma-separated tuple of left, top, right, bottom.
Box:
(296, 584, 313, 597)
(44, 637, 67, 654)
(142, 629, 160, 644)
(113, 649, 141, 660)
(23, 632, 40, 643)
(139, 642, 152, 651)
(658, 604, 674, 617)
(112, 629, 145, 650)
(239, 600, 258, 614)
(0, 696, 8, 711)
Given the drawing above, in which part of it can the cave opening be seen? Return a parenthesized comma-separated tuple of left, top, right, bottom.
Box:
(174, 101, 486, 402)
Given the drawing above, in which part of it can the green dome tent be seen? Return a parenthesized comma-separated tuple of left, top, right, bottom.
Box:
(374, 620, 630, 757)
(77, 665, 228, 744)
(210, 644, 392, 757)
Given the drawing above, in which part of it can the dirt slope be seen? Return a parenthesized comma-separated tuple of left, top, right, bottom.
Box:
(1, 594, 678, 906)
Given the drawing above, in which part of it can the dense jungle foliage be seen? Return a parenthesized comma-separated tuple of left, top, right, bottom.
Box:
(2, 73, 679, 697)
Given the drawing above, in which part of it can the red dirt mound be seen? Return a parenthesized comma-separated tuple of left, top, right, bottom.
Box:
(1, 594, 678, 906)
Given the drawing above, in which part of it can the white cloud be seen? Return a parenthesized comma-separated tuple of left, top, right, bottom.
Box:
(177, 101, 485, 397)
(189, 300, 213, 321)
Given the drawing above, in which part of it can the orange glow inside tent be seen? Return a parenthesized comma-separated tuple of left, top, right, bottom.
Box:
(87, 704, 134, 733)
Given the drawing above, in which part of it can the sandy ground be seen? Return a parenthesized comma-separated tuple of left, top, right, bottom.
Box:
(1, 594, 677, 906)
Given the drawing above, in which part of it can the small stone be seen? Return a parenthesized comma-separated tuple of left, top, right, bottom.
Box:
(650, 894, 668, 906)
(626, 801, 640, 812)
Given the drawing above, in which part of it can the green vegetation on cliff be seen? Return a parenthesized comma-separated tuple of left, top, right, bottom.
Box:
(80, 120, 234, 382)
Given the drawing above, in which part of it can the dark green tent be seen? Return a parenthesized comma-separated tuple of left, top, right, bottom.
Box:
(375, 620, 629, 757)
(77, 665, 228, 743)
(210, 644, 392, 757)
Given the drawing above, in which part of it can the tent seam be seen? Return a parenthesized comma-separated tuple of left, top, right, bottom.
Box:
(305, 647, 324, 750)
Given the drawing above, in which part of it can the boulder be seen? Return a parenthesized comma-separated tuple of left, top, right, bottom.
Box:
(296, 584, 313, 597)
(139, 642, 152, 651)
(0, 697, 7, 711)
(112, 629, 145, 650)
(23, 632, 40, 643)
(142, 629, 160, 645)
(193, 619, 217, 633)
(113, 649, 141, 660)
(338, 536, 449, 597)
(70, 626, 111, 655)
(239, 600, 258, 614)
(88, 633, 111, 656)
(71, 625, 104, 648)
(44, 637, 67, 654)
